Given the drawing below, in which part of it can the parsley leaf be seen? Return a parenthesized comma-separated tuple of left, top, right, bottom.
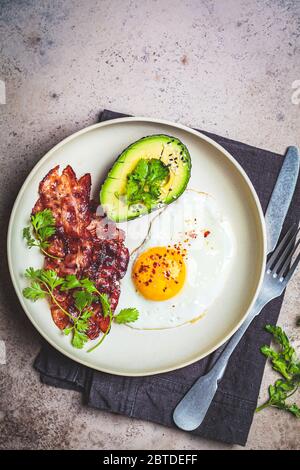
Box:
(99, 293, 111, 318)
(80, 278, 98, 293)
(25, 267, 42, 280)
(23, 227, 38, 248)
(23, 267, 139, 352)
(288, 403, 300, 417)
(76, 310, 93, 333)
(73, 290, 94, 312)
(31, 208, 55, 231)
(256, 324, 300, 418)
(114, 308, 139, 324)
(61, 275, 97, 294)
(72, 329, 89, 349)
(147, 158, 169, 183)
(23, 209, 60, 259)
(132, 159, 148, 180)
(63, 327, 73, 336)
(88, 291, 113, 352)
(23, 282, 46, 301)
(62, 308, 93, 350)
(87, 294, 113, 353)
(61, 274, 82, 291)
(125, 158, 169, 210)
(24, 267, 63, 291)
(40, 269, 64, 291)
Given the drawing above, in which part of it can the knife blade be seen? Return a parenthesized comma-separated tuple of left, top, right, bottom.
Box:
(265, 146, 300, 254)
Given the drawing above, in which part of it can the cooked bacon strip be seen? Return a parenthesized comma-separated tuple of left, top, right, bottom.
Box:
(33, 165, 129, 340)
(33, 165, 92, 239)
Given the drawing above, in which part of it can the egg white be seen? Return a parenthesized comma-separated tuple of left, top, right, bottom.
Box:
(117, 190, 235, 329)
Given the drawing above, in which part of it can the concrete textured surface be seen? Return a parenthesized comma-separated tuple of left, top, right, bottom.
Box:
(0, 0, 300, 450)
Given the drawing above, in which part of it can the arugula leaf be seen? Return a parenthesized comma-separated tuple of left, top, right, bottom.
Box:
(114, 308, 139, 324)
(125, 158, 169, 209)
(256, 324, 300, 418)
(23, 209, 60, 259)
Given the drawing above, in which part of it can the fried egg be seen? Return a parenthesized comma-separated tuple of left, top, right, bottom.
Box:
(117, 189, 235, 329)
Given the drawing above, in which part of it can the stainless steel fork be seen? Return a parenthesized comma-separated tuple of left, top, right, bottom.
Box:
(173, 224, 300, 431)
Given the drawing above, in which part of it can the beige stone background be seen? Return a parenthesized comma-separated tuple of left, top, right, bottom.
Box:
(0, 0, 299, 450)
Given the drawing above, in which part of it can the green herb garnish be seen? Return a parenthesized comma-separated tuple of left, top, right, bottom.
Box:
(23, 209, 61, 259)
(61, 275, 116, 352)
(23, 268, 139, 351)
(23, 268, 92, 349)
(87, 293, 113, 353)
(114, 308, 139, 324)
(256, 324, 300, 417)
(125, 158, 169, 210)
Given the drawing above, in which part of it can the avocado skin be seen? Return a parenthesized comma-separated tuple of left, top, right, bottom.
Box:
(100, 134, 191, 222)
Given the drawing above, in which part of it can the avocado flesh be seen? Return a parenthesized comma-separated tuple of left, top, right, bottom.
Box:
(100, 134, 191, 222)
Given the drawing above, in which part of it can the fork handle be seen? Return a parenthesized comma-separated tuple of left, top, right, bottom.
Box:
(173, 296, 268, 431)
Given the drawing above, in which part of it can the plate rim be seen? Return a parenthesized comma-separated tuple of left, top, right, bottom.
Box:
(7, 116, 267, 376)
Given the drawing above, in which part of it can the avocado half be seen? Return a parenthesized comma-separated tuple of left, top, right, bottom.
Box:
(100, 134, 191, 222)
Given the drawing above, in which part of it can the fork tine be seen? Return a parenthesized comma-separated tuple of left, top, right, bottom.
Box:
(278, 238, 300, 279)
(281, 249, 300, 285)
(272, 228, 300, 274)
(266, 224, 297, 269)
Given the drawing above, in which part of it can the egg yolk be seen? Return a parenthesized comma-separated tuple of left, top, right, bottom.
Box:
(132, 246, 186, 301)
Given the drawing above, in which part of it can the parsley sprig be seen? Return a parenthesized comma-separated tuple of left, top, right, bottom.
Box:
(23, 269, 139, 351)
(87, 305, 139, 353)
(124, 158, 169, 210)
(114, 307, 139, 324)
(256, 324, 300, 418)
(23, 209, 61, 259)
(23, 268, 91, 349)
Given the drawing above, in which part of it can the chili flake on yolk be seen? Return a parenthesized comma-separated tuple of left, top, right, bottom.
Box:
(132, 246, 186, 301)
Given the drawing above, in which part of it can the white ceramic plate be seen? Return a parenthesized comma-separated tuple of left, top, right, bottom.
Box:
(7, 117, 266, 376)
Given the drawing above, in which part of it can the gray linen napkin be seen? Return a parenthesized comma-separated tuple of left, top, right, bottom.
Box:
(34, 109, 300, 446)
